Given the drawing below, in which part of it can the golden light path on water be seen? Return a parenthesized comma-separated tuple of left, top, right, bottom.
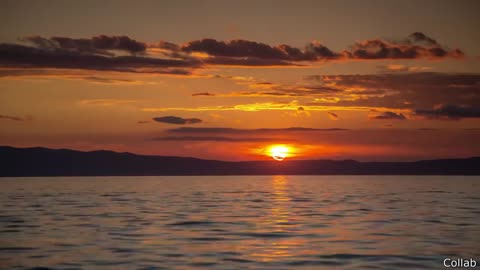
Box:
(249, 175, 303, 262)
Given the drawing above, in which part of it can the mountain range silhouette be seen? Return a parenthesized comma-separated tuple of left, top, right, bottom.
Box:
(1, 146, 479, 176)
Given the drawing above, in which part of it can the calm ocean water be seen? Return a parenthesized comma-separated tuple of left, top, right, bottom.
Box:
(0, 176, 479, 270)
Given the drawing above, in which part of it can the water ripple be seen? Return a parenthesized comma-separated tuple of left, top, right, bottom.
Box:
(0, 175, 479, 270)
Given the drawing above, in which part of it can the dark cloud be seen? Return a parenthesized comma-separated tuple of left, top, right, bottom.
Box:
(0, 32, 465, 76)
(204, 56, 296, 66)
(0, 43, 199, 74)
(328, 112, 338, 119)
(369, 111, 407, 120)
(155, 33, 462, 66)
(192, 92, 215, 96)
(78, 76, 137, 84)
(182, 39, 287, 59)
(23, 35, 146, 55)
(180, 39, 341, 62)
(151, 136, 287, 142)
(137, 120, 151, 124)
(346, 32, 463, 60)
(167, 127, 348, 134)
(303, 42, 340, 59)
(408, 32, 438, 45)
(414, 105, 480, 120)
(153, 116, 202, 125)
(156, 41, 180, 51)
(0, 114, 31, 121)
(0, 32, 465, 75)
(176, 33, 462, 64)
(306, 72, 480, 110)
(163, 34, 463, 65)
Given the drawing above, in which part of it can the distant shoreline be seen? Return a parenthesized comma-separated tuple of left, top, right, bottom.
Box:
(2, 175, 480, 178)
(1, 146, 480, 176)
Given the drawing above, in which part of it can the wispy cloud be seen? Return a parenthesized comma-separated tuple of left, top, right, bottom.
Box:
(0, 68, 192, 84)
(166, 127, 349, 134)
(192, 92, 216, 96)
(78, 99, 138, 106)
(142, 102, 374, 112)
(151, 136, 290, 142)
(22, 35, 147, 55)
(0, 114, 32, 121)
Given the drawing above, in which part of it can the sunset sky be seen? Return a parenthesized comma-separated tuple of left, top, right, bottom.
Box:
(1, 0, 479, 161)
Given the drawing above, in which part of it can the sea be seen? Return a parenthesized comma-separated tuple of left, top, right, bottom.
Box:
(1, 176, 479, 270)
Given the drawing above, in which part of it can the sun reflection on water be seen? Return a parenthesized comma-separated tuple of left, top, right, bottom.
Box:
(249, 175, 306, 262)
(270, 175, 290, 225)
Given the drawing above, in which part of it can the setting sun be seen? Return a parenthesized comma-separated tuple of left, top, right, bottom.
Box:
(268, 145, 291, 161)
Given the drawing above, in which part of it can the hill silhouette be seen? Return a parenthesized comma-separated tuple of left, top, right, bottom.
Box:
(1, 146, 479, 176)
